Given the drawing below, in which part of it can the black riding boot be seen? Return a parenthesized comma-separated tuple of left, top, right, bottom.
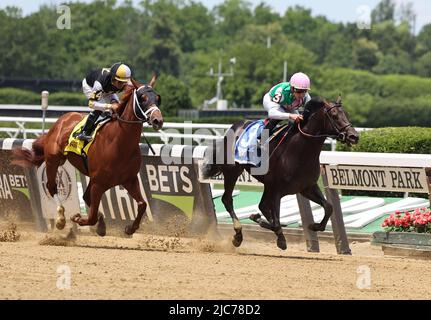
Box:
(263, 119, 281, 138)
(76, 110, 102, 141)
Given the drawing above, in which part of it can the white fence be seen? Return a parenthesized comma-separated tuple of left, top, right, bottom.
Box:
(0, 104, 373, 150)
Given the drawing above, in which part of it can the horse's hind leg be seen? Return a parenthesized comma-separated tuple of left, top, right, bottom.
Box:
(45, 157, 67, 230)
(300, 184, 333, 232)
(82, 180, 106, 237)
(122, 176, 147, 236)
(271, 192, 286, 250)
(221, 166, 244, 247)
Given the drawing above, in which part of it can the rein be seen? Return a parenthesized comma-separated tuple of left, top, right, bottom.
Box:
(114, 89, 160, 124)
(268, 103, 352, 160)
(298, 104, 352, 140)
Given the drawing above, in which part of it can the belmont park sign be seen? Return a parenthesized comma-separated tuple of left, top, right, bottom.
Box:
(326, 165, 429, 193)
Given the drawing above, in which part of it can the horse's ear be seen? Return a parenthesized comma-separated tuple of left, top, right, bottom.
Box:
(336, 94, 342, 104)
(149, 74, 157, 88)
(130, 78, 142, 89)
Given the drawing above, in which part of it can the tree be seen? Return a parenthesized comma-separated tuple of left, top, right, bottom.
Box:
(398, 1, 416, 34)
(371, 0, 395, 24)
(254, 3, 279, 25)
(236, 22, 283, 47)
(369, 21, 416, 57)
(353, 38, 379, 71)
(156, 74, 192, 116)
(415, 52, 431, 77)
(137, 0, 182, 77)
(416, 24, 431, 56)
(175, 1, 215, 52)
(324, 33, 354, 68)
(372, 52, 414, 75)
(213, 0, 252, 37)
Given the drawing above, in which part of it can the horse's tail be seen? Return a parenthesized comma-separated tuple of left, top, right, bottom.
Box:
(201, 137, 225, 179)
(202, 120, 250, 179)
(11, 134, 47, 168)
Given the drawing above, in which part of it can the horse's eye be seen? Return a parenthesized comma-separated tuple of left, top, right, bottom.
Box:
(140, 95, 148, 104)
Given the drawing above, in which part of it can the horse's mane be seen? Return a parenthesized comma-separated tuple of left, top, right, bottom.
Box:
(116, 78, 142, 115)
(302, 97, 325, 122)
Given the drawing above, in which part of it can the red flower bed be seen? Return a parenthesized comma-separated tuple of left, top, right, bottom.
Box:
(382, 208, 431, 233)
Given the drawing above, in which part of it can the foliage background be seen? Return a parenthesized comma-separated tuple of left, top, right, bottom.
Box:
(0, 0, 430, 126)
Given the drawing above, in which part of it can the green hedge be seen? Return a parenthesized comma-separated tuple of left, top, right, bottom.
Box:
(0, 87, 85, 106)
(49, 92, 86, 106)
(337, 127, 431, 153)
(0, 88, 39, 104)
(337, 127, 431, 198)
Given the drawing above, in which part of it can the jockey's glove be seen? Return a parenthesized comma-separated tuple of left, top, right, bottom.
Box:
(104, 104, 113, 112)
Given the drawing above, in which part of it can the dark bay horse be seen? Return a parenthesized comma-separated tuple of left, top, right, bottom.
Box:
(202, 97, 359, 250)
(12, 76, 163, 236)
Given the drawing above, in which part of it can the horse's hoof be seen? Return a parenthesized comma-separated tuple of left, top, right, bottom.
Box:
(308, 223, 325, 232)
(277, 238, 287, 250)
(96, 215, 106, 237)
(232, 233, 243, 247)
(56, 216, 66, 230)
(70, 213, 81, 223)
(249, 213, 261, 223)
(125, 225, 135, 235)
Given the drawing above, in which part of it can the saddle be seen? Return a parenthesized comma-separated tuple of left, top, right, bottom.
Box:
(234, 119, 292, 166)
(64, 112, 112, 157)
(258, 119, 293, 144)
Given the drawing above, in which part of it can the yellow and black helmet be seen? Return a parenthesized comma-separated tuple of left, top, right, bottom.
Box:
(110, 62, 132, 82)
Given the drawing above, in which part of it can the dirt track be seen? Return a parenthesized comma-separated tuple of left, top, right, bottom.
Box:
(1, 222, 431, 300)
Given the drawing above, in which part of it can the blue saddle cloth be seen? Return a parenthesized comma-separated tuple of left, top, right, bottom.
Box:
(234, 120, 265, 166)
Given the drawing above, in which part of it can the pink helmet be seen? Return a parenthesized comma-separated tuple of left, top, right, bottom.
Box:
(290, 72, 311, 90)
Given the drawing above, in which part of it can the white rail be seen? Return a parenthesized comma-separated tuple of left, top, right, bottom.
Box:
(0, 109, 371, 149)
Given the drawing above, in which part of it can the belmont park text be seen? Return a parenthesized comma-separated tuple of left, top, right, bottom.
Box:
(328, 167, 425, 190)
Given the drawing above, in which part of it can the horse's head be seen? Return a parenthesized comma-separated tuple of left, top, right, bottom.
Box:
(322, 97, 359, 146)
(302, 96, 359, 146)
(131, 75, 164, 131)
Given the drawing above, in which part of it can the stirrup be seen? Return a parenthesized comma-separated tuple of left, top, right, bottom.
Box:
(76, 132, 93, 141)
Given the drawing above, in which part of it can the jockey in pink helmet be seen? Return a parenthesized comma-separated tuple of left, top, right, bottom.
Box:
(262, 72, 311, 134)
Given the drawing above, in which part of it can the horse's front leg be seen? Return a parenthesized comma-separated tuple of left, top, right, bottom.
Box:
(122, 176, 147, 235)
(80, 180, 106, 236)
(71, 182, 104, 227)
(251, 187, 274, 230)
(300, 184, 333, 232)
(252, 188, 286, 250)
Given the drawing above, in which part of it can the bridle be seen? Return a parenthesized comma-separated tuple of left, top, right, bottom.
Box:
(115, 85, 160, 125)
(298, 102, 352, 142)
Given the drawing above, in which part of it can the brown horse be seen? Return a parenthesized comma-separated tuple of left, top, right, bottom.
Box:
(12, 76, 163, 236)
(202, 97, 359, 250)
